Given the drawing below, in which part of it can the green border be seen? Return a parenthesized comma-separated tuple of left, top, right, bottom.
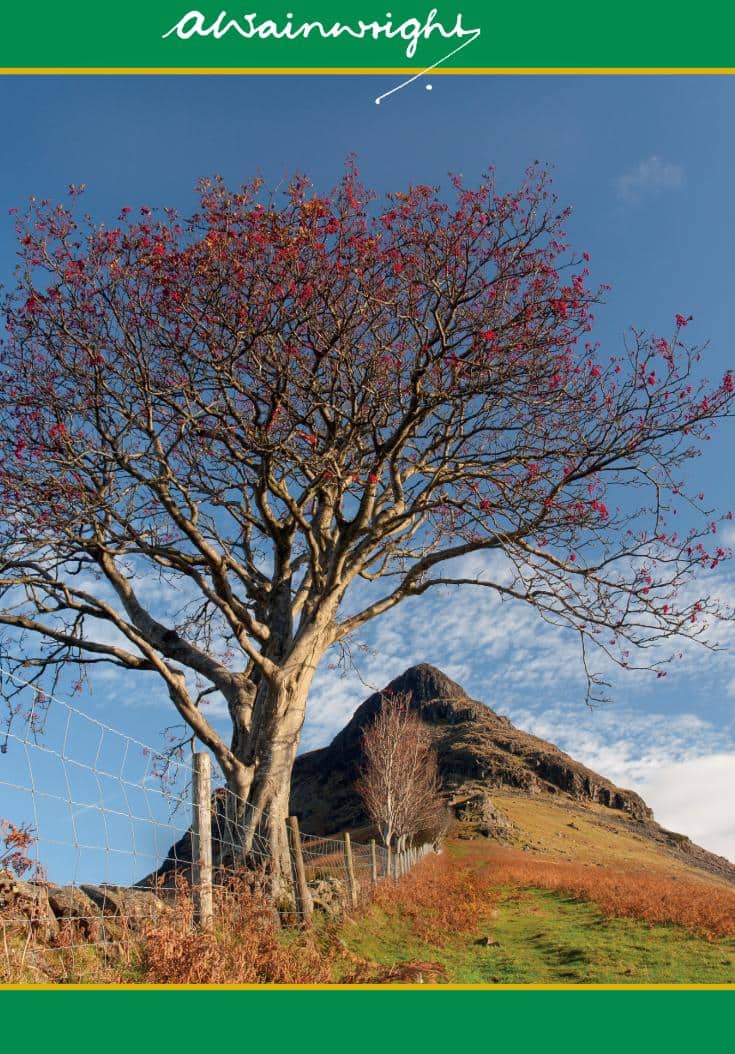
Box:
(1, 0, 735, 70)
(1, 989, 733, 1047)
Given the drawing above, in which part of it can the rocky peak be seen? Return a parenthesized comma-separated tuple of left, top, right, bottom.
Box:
(290, 663, 653, 833)
(323, 664, 480, 763)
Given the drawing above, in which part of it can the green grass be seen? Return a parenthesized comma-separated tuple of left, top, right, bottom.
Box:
(340, 887, 735, 984)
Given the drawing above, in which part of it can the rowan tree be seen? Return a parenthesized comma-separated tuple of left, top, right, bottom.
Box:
(0, 163, 733, 885)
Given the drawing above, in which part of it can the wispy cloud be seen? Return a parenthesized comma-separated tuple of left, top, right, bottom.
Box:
(615, 156, 684, 203)
(308, 550, 735, 744)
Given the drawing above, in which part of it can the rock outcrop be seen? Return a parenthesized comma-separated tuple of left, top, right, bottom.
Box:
(454, 792, 516, 841)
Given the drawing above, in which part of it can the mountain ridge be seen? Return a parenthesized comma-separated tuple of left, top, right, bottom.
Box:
(290, 663, 735, 884)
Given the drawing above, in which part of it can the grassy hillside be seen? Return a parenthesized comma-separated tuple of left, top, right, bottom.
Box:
(483, 792, 733, 881)
(334, 795, 735, 984)
(338, 845, 735, 984)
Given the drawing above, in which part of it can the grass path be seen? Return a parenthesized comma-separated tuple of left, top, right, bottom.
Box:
(338, 843, 735, 984)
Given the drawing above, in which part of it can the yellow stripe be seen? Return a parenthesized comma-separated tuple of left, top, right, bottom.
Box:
(1, 67, 735, 75)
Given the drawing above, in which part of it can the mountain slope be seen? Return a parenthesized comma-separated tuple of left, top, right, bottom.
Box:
(290, 663, 735, 885)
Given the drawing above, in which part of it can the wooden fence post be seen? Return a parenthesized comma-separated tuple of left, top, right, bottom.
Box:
(191, 751, 213, 929)
(386, 844, 392, 879)
(343, 832, 358, 907)
(286, 815, 312, 925)
(370, 839, 378, 884)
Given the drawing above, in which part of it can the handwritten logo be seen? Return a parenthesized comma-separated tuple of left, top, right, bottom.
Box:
(162, 8, 482, 102)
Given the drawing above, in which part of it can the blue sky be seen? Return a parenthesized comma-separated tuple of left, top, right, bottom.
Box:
(1, 74, 735, 879)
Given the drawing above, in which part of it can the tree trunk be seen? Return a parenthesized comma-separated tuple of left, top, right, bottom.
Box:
(240, 731, 301, 900)
(221, 661, 320, 902)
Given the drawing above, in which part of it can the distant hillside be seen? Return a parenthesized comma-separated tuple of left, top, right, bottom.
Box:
(290, 664, 735, 885)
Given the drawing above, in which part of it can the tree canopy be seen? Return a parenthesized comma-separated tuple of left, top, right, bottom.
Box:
(1, 162, 732, 875)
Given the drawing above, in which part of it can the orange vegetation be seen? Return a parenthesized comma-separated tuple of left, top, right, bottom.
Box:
(372, 851, 499, 944)
(140, 876, 335, 984)
(473, 846, 735, 940)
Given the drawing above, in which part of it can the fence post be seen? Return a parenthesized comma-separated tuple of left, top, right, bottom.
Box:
(286, 815, 312, 925)
(386, 844, 392, 880)
(370, 839, 378, 884)
(191, 751, 213, 929)
(343, 832, 358, 907)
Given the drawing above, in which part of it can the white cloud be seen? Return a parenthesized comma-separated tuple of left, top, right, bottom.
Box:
(638, 753, 735, 861)
(616, 156, 684, 203)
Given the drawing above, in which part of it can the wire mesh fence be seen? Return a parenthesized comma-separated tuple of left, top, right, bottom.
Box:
(0, 668, 435, 981)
